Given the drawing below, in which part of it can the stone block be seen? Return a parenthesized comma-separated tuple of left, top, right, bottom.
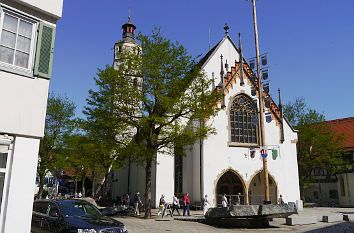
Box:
(204, 204, 296, 219)
(343, 214, 354, 221)
(286, 215, 317, 226)
(296, 200, 303, 211)
(322, 215, 343, 223)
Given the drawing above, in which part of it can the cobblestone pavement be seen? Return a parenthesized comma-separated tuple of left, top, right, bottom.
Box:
(113, 207, 354, 233)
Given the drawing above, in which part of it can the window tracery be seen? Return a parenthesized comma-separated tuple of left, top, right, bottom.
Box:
(230, 94, 258, 144)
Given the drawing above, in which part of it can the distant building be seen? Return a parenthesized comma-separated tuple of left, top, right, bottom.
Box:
(0, 0, 63, 232)
(110, 20, 301, 209)
(304, 117, 354, 207)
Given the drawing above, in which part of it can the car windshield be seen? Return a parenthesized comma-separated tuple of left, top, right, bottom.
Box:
(58, 201, 102, 217)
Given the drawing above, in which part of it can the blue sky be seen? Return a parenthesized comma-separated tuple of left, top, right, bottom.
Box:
(51, 0, 354, 121)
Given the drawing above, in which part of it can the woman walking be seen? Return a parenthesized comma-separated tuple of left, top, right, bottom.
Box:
(157, 194, 166, 216)
(172, 194, 180, 216)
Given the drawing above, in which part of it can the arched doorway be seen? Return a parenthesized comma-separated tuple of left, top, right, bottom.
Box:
(248, 171, 278, 204)
(216, 170, 246, 206)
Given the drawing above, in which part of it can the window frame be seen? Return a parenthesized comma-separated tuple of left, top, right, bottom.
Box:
(228, 94, 259, 147)
(0, 8, 38, 75)
(0, 136, 14, 233)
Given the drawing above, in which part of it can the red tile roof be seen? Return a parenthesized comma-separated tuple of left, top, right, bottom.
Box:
(325, 117, 354, 149)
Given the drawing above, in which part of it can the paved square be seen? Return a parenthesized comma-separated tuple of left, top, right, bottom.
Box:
(113, 207, 354, 232)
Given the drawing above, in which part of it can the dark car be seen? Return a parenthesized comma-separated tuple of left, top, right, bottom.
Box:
(31, 199, 127, 233)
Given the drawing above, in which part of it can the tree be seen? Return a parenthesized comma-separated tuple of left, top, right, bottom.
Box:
(38, 93, 76, 198)
(83, 66, 132, 199)
(116, 27, 220, 218)
(283, 97, 347, 201)
(85, 27, 221, 217)
(62, 133, 97, 197)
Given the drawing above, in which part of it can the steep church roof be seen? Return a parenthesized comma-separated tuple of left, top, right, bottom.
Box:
(198, 34, 240, 69)
(198, 28, 296, 133)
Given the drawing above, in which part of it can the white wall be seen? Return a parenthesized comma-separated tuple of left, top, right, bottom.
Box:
(155, 152, 175, 205)
(0, 73, 49, 138)
(3, 136, 39, 233)
(11, 0, 63, 19)
(202, 36, 240, 84)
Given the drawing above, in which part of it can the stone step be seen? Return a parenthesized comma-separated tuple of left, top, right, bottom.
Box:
(343, 214, 354, 221)
(286, 215, 318, 226)
(322, 215, 343, 223)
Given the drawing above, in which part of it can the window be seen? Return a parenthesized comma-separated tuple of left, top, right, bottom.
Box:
(0, 152, 8, 215)
(0, 136, 12, 231)
(230, 94, 258, 144)
(0, 11, 36, 71)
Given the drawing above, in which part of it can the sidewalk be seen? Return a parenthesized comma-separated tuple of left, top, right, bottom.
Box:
(113, 207, 354, 233)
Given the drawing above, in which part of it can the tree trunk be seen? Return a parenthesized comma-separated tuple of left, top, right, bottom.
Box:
(38, 172, 45, 199)
(74, 176, 78, 196)
(104, 173, 109, 198)
(144, 160, 152, 218)
(91, 172, 96, 198)
(82, 175, 86, 197)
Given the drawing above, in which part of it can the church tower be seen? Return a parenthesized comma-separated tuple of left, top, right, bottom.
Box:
(114, 16, 139, 70)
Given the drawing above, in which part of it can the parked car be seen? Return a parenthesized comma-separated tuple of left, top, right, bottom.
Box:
(31, 199, 127, 233)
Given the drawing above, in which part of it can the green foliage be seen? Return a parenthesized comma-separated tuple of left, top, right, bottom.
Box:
(115, 27, 221, 161)
(283, 96, 325, 127)
(38, 92, 76, 198)
(85, 27, 221, 217)
(283, 97, 347, 198)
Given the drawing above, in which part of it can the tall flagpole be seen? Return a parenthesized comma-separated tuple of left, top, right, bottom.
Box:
(251, 0, 270, 202)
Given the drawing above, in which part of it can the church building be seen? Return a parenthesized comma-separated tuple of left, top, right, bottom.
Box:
(110, 19, 302, 209)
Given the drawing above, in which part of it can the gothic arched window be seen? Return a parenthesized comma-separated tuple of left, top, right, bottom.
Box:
(230, 94, 258, 144)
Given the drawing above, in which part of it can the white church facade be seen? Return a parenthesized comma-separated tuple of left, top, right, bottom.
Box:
(110, 19, 301, 209)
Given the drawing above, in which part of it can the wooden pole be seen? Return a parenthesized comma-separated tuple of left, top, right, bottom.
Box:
(251, 0, 270, 202)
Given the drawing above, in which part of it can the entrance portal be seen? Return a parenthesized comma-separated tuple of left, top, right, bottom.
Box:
(248, 171, 278, 204)
(216, 170, 245, 206)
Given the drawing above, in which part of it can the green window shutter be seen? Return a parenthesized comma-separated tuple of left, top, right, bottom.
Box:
(34, 22, 56, 79)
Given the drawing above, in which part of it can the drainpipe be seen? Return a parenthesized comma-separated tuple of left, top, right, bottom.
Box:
(200, 120, 204, 202)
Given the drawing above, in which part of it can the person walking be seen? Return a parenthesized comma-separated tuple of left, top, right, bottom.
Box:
(157, 194, 166, 216)
(172, 194, 180, 216)
(221, 193, 228, 207)
(203, 194, 211, 215)
(126, 193, 130, 207)
(278, 194, 285, 204)
(235, 193, 241, 205)
(134, 192, 143, 216)
(183, 193, 191, 216)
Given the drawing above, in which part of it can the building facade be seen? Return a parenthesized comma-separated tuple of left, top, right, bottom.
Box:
(0, 0, 63, 232)
(111, 21, 301, 209)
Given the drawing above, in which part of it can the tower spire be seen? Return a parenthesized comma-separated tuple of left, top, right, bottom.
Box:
(121, 13, 136, 42)
(224, 23, 229, 35)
